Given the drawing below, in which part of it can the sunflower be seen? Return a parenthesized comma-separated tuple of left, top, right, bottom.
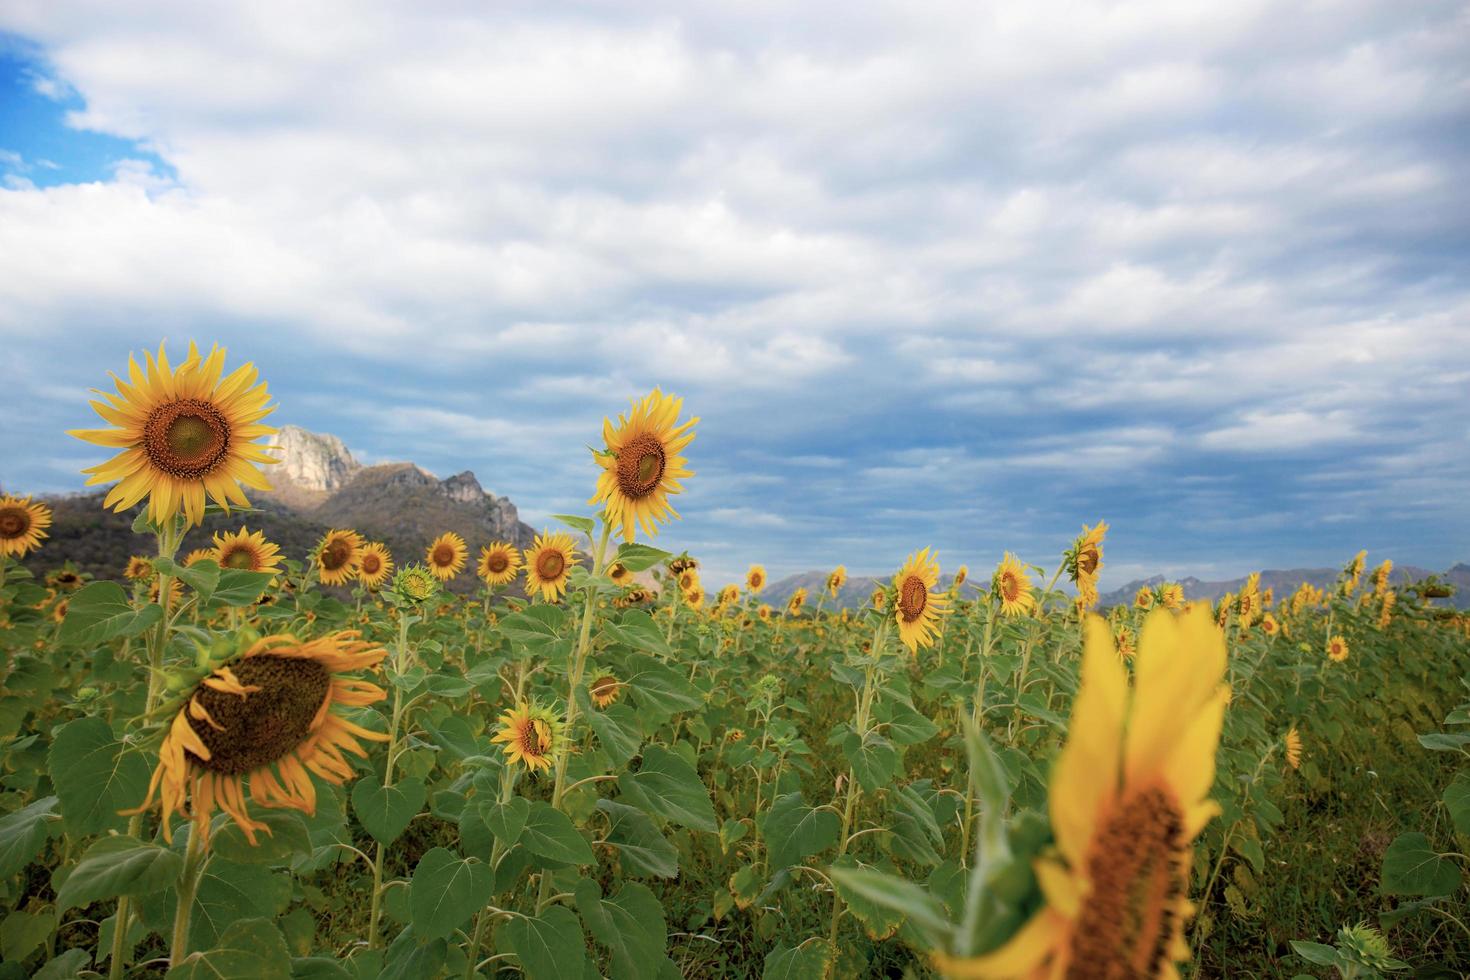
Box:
(1372, 560, 1393, 597)
(1114, 624, 1136, 660)
(52, 597, 70, 623)
(1064, 521, 1108, 610)
(125, 556, 155, 581)
(1134, 586, 1155, 611)
(871, 586, 889, 612)
(717, 584, 740, 608)
(992, 553, 1035, 618)
(934, 608, 1228, 979)
(589, 389, 698, 542)
(183, 549, 215, 567)
(786, 587, 808, 616)
(1260, 612, 1280, 637)
(894, 548, 950, 654)
(491, 703, 561, 773)
(1261, 586, 1274, 608)
(523, 532, 577, 602)
(589, 675, 622, 709)
(727, 728, 745, 743)
(1327, 635, 1349, 662)
(213, 527, 283, 576)
(126, 631, 387, 847)
(357, 543, 394, 591)
(0, 495, 52, 559)
(758, 604, 773, 622)
(393, 564, 440, 605)
(422, 531, 467, 582)
(1377, 591, 1396, 630)
(1341, 550, 1367, 595)
(1283, 727, 1303, 771)
(48, 566, 83, 591)
(746, 565, 767, 595)
(1159, 583, 1184, 611)
(953, 565, 969, 590)
(678, 568, 701, 594)
(69, 341, 277, 528)
(685, 585, 707, 610)
(607, 561, 632, 587)
(471, 541, 518, 588)
(314, 530, 364, 586)
(615, 586, 655, 608)
(826, 566, 847, 598)
(668, 555, 699, 576)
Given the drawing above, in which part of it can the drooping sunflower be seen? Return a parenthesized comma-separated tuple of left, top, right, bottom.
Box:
(589, 675, 622, 709)
(953, 565, 969, 591)
(606, 561, 632, 587)
(357, 543, 394, 591)
(1377, 591, 1396, 630)
(0, 495, 52, 558)
(992, 552, 1035, 618)
(125, 556, 155, 581)
(491, 702, 561, 773)
(523, 532, 577, 602)
(213, 526, 283, 576)
(934, 607, 1229, 979)
(589, 388, 698, 542)
(786, 587, 808, 616)
(1372, 560, 1393, 597)
(1340, 550, 1367, 595)
(894, 548, 950, 654)
(425, 532, 468, 582)
(746, 565, 767, 595)
(126, 631, 388, 847)
(1326, 635, 1349, 662)
(1064, 521, 1109, 610)
(69, 341, 277, 528)
(477, 541, 521, 587)
(826, 566, 847, 598)
(314, 530, 364, 586)
(1283, 727, 1303, 771)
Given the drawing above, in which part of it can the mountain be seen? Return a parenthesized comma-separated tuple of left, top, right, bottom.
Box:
(21, 424, 538, 594)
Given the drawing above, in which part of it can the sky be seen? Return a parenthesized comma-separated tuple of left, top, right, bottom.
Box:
(1, 1, 1468, 589)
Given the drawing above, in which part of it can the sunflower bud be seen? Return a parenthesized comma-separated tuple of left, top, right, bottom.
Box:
(392, 564, 440, 605)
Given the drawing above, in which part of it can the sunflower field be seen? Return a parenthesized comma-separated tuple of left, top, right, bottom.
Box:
(0, 342, 1467, 979)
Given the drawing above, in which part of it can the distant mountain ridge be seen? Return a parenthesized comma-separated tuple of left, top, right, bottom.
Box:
(761, 563, 1470, 611)
(22, 424, 537, 593)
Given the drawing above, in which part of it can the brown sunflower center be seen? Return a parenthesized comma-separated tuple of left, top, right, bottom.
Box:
(898, 575, 928, 623)
(1067, 786, 1185, 979)
(517, 718, 552, 759)
(615, 433, 666, 498)
(221, 546, 257, 570)
(591, 676, 619, 702)
(321, 537, 352, 571)
(432, 543, 456, 566)
(999, 571, 1020, 603)
(0, 507, 28, 539)
(361, 553, 381, 575)
(143, 399, 231, 480)
(186, 654, 331, 775)
(1077, 546, 1100, 577)
(487, 551, 509, 574)
(536, 549, 565, 580)
(750, 573, 763, 588)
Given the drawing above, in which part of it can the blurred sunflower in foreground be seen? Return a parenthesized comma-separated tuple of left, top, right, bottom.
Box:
(69, 341, 277, 527)
(935, 607, 1228, 979)
(127, 631, 387, 847)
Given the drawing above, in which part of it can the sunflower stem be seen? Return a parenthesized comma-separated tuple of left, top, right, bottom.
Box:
(368, 608, 414, 949)
(536, 518, 612, 913)
(168, 824, 208, 967)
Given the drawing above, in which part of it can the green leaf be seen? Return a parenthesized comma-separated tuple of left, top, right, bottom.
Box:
(874, 700, 940, 746)
(612, 543, 671, 573)
(553, 514, 597, 535)
(57, 837, 183, 913)
(211, 809, 312, 866)
(828, 856, 905, 940)
(48, 717, 151, 836)
(409, 847, 494, 941)
(58, 581, 161, 646)
(610, 610, 671, 657)
(0, 795, 57, 877)
(351, 777, 426, 845)
(33, 949, 91, 980)
(211, 569, 276, 606)
(623, 658, 702, 719)
(521, 800, 595, 865)
(185, 859, 283, 950)
(597, 800, 678, 878)
(764, 793, 839, 871)
(481, 797, 530, 848)
(1231, 837, 1265, 876)
(500, 606, 569, 650)
(827, 862, 951, 945)
(719, 818, 749, 854)
(618, 745, 717, 832)
(574, 878, 667, 980)
(379, 930, 445, 980)
(761, 940, 833, 980)
(290, 957, 354, 980)
(586, 701, 643, 767)
(1417, 731, 1470, 752)
(156, 557, 221, 601)
(502, 905, 588, 980)
(1444, 772, 1470, 837)
(1288, 941, 1343, 967)
(841, 730, 900, 792)
(0, 908, 55, 961)
(166, 918, 291, 980)
(1380, 832, 1462, 896)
